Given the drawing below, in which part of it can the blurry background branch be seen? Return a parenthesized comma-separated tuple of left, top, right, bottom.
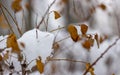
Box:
(26, 0, 32, 31)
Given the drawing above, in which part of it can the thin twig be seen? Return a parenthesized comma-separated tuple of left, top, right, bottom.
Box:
(48, 58, 87, 64)
(56, 36, 70, 43)
(46, 11, 53, 31)
(83, 38, 120, 75)
(53, 26, 61, 43)
(50, 26, 65, 32)
(73, 0, 79, 16)
(113, 2, 120, 38)
(35, 13, 38, 26)
(50, 26, 98, 43)
(0, 37, 7, 43)
(21, 10, 24, 32)
(114, 12, 120, 38)
(36, 29, 38, 39)
(36, 0, 56, 29)
(14, 12, 22, 35)
(0, 5, 14, 33)
(1, 3, 22, 35)
(43, 18, 47, 31)
(26, 59, 36, 68)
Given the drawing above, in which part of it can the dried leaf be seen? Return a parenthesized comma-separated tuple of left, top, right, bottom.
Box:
(99, 36, 104, 43)
(11, 0, 22, 13)
(86, 63, 95, 75)
(80, 24, 88, 35)
(36, 58, 44, 74)
(0, 14, 9, 29)
(18, 54, 23, 62)
(7, 34, 20, 53)
(0, 55, 3, 61)
(82, 40, 91, 50)
(62, 0, 68, 4)
(54, 11, 61, 19)
(25, 2, 30, 10)
(89, 7, 95, 14)
(3, 51, 9, 60)
(95, 34, 99, 48)
(87, 35, 94, 46)
(68, 25, 79, 42)
(99, 4, 106, 10)
(89, 39, 94, 47)
(112, 74, 115, 75)
(99, 35, 108, 43)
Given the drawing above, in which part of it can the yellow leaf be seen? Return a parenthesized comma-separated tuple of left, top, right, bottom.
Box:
(3, 51, 9, 60)
(80, 24, 88, 35)
(7, 34, 20, 53)
(82, 40, 91, 50)
(36, 58, 44, 74)
(68, 25, 80, 42)
(86, 63, 95, 75)
(0, 14, 9, 29)
(11, 0, 22, 13)
(95, 34, 99, 48)
(0, 55, 3, 61)
(99, 36, 104, 43)
(54, 11, 61, 19)
(87, 35, 94, 47)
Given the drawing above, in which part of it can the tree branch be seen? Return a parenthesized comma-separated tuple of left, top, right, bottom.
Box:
(36, 0, 56, 29)
(0, 4, 14, 34)
(0, 3, 22, 36)
(48, 58, 87, 64)
(83, 38, 120, 75)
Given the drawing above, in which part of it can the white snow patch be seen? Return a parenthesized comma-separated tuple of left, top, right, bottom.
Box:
(0, 35, 7, 49)
(18, 28, 54, 70)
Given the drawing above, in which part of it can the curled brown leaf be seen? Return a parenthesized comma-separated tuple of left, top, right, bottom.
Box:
(68, 25, 79, 42)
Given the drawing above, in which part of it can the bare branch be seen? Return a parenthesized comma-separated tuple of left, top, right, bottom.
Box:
(48, 58, 87, 64)
(0, 4, 14, 34)
(50, 26, 65, 32)
(83, 38, 120, 75)
(36, 0, 56, 29)
(1, 3, 22, 36)
(115, 12, 120, 38)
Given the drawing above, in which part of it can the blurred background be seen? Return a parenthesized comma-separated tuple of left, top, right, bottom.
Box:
(0, 0, 120, 75)
(0, 0, 120, 36)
